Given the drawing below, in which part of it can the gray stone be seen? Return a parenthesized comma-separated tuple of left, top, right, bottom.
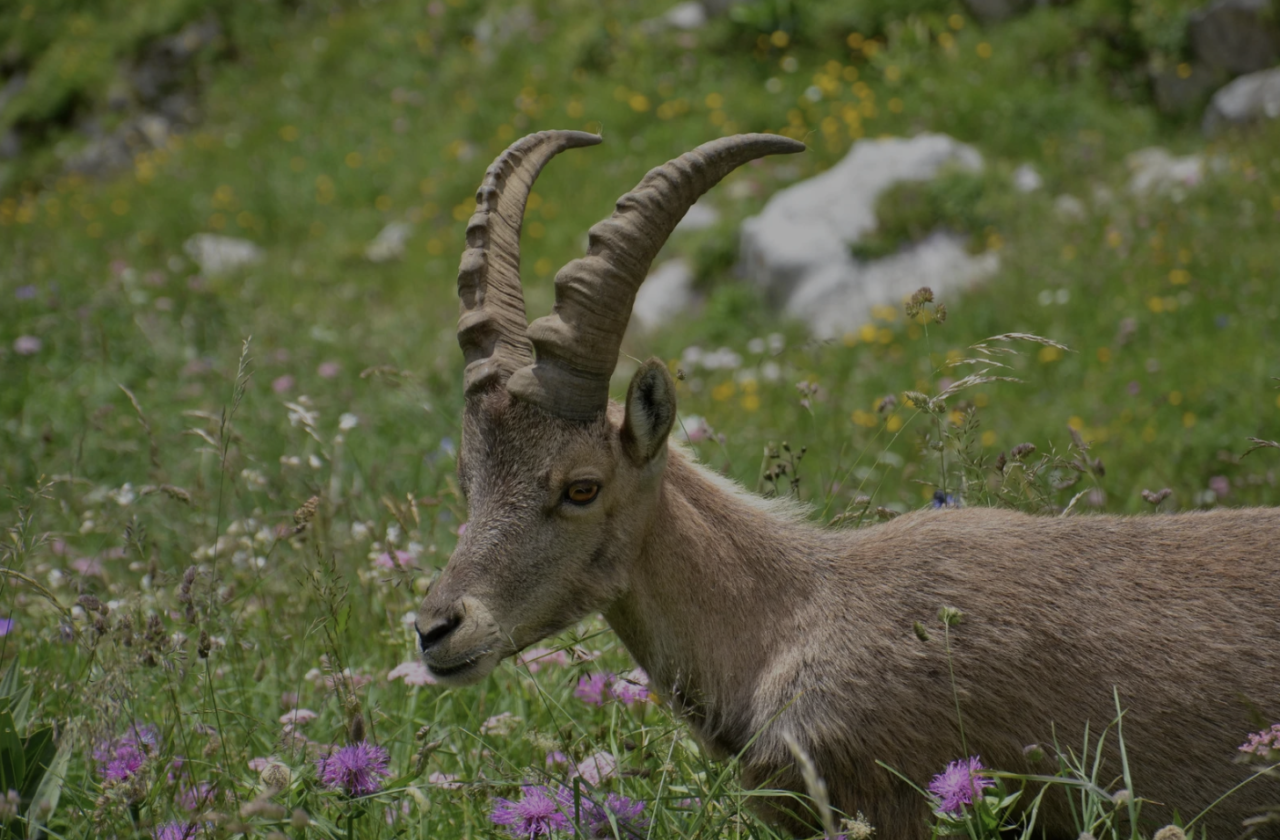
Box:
(1126, 147, 1205, 196)
(1203, 67, 1280, 134)
(1189, 0, 1280, 75)
(631, 259, 696, 333)
(183, 234, 263, 277)
(674, 198, 720, 233)
(786, 233, 999, 339)
(740, 134, 997, 338)
(365, 222, 413, 263)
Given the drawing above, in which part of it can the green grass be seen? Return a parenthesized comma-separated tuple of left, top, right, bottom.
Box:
(2, 0, 1280, 836)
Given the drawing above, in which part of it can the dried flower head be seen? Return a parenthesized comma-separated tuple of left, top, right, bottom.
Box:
(315, 741, 390, 796)
(1153, 827, 1186, 840)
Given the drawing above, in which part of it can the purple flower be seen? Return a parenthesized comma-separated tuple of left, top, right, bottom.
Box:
(491, 785, 574, 838)
(574, 673, 614, 706)
(94, 724, 159, 782)
(928, 756, 993, 816)
(582, 794, 648, 838)
(153, 822, 203, 840)
(0, 618, 12, 636)
(15, 285, 35, 300)
(316, 740, 390, 796)
(179, 781, 216, 812)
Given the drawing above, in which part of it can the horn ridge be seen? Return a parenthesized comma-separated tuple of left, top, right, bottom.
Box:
(457, 129, 602, 396)
(508, 133, 805, 420)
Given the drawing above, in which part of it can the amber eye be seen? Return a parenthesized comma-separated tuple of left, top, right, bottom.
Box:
(565, 481, 600, 505)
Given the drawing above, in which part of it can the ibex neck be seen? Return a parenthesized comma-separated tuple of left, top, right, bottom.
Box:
(603, 446, 827, 757)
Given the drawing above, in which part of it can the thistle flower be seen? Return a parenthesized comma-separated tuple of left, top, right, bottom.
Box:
(153, 822, 203, 840)
(316, 741, 390, 796)
(582, 793, 648, 838)
(491, 785, 573, 838)
(94, 724, 159, 782)
(927, 756, 993, 816)
(574, 673, 614, 706)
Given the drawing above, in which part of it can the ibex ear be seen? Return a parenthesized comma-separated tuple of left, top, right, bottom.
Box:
(621, 359, 677, 465)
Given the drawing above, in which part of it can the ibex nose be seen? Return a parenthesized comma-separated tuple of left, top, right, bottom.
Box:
(417, 610, 462, 652)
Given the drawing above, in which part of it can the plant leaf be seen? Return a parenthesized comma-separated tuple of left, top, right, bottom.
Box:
(20, 725, 56, 802)
(25, 731, 72, 833)
(0, 709, 25, 796)
(0, 659, 20, 701)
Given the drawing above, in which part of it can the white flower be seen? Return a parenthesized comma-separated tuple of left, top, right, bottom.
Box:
(339, 412, 359, 431)
(285, 400, 318, 428)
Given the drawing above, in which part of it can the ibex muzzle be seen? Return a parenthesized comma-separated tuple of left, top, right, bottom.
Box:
(415, 130, 1280, 839)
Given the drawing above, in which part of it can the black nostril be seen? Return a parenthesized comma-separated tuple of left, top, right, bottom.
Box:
(417, 613, 462, 651)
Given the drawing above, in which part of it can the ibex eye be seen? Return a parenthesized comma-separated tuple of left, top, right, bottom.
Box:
(565, 482, 600, 505)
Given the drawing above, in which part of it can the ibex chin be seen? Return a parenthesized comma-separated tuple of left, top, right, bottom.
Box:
(415, 130, 1280, 839)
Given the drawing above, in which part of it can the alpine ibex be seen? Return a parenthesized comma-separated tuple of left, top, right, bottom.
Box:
(415, 130, 1280, 839)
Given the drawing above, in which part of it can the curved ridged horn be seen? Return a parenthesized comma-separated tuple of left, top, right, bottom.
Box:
(458, 130, 603, 396)
(507, 133, 805, 420)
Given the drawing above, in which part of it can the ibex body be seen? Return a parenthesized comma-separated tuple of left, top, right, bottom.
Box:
(416, 130, 1280, 839)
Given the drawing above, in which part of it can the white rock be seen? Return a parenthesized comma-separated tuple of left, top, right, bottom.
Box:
(674, 199, 720, 233)
(1012, 163, 1043, 193)
(183, 234, 263, 277)
(786, 232, 999, 339)
(739, 134, 992, 336)
(631, 259, 695, 333)
(365, 221, 412, 263)
(664, 1, 707, 30)
(1126, 147, 1204, 196)
(1203, 67, 1280, 136)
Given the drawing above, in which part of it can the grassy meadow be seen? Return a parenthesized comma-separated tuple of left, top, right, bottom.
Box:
(1, 0, 1279, 837)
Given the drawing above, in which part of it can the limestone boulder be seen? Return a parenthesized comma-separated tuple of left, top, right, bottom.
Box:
(739, 134, 999, 338)
(1189, 0, 1280, 75)
(1203, 67, 1280, 134)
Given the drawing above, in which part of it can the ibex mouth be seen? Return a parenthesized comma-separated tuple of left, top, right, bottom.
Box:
(423, 648, 498, 685)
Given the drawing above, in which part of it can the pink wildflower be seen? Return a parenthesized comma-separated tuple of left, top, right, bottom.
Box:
(387, 661, 436, 686)
(611, 670, 651, 705)
(517, 646, 570, 673)
(574, 751, 618, 786)
(279, 709, 318, 726)
(271, 375, 295, 394)
(1240, 723, 1280, 757)
(317, 361, 340, 378)
(13, 336, 41, 355)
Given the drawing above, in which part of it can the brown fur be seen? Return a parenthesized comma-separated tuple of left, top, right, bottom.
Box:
(417, 366, 1280, 840)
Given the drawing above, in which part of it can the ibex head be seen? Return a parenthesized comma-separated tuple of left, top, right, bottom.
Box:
(415, 131, 804, 684)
